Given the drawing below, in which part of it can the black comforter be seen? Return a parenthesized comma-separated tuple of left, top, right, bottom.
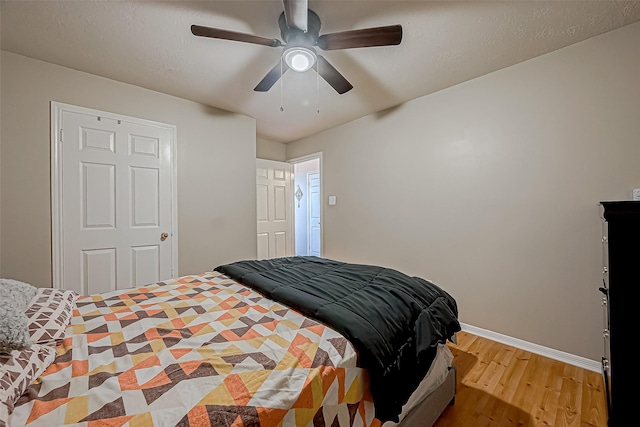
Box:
(214, 256, 461, 423)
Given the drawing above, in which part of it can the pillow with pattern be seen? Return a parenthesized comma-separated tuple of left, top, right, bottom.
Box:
(26, 288, 78, 346)
(0, 344, 57, 425)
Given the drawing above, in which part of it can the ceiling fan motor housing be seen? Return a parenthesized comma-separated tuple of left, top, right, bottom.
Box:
(278, 10, 321, 48)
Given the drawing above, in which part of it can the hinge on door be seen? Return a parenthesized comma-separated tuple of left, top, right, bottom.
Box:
(59, 129, 64, 142)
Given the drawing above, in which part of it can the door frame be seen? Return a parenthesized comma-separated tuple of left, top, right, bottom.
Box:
(50, 101, 178, 289)
(288, 152, 323, 257)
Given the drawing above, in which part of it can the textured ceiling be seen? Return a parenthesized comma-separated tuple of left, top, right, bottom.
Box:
(2, 1, 640, 143)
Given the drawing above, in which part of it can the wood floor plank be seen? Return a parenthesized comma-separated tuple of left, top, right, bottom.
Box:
(433, 331, 607, 427)
(580, 370, 607, 426)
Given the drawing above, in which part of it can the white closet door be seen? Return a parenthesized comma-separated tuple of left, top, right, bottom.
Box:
(54, 104, 176, 294)
(256, 159, 293, 259)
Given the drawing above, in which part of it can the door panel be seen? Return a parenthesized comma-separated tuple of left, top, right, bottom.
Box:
(82, 163, 115, 228)
(131, 245, 160, 287)
(275, 232, 287, 257)
(58, 107, 175, 294)
(256, 184, 269, 221)
(257, 233, 269, 260)
(274, 185, 287, 220)
(81, 249, 116, 294)
(131, 167, 160, 227)
(256, 159, 292, 259)
(81, 127, 115, 152)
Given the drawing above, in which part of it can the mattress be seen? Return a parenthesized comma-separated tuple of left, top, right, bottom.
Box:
(6, 270, 456, 426)
(383, 343, 454, 427)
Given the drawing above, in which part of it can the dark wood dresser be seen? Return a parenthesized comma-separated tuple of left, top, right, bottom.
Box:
(600, 201, 640, 426)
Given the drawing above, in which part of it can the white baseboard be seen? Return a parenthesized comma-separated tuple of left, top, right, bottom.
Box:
(460, 323, 603, 373)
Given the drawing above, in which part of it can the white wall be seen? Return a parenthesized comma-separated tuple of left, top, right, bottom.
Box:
(256, 137, 286, 162)
(0, 51, 257, 288)
(286, 21, 640, 362)
(0, 44, 2, 278)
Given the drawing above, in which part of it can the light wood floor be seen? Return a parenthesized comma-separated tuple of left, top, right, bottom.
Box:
(433, 331, 608, 427)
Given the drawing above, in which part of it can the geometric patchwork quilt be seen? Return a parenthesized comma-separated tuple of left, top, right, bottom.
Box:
(9, 272, 380, 427)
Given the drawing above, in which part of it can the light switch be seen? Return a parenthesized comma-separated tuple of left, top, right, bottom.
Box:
(328, 195, 337, 206)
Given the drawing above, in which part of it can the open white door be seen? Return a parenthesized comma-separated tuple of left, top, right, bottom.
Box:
(291, 154, 322, 257)
(256, 159, 293, 259)
(307, 172, 321, 257)
(52, 102, 177, 294)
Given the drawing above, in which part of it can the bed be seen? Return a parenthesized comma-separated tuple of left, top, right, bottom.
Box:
(2, 256, 460, 427)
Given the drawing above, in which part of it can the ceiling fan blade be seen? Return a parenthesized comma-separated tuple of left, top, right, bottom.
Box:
(316, 56, 353, 94)
(283, 0, 308, 32)
(317, 25, 402, 50)
(191, 25, 282, 48)
(254, 60, 289, 92)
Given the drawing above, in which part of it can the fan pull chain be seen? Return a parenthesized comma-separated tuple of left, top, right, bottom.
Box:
(280, 58, 284, 112)
(316, 59, 320, 113)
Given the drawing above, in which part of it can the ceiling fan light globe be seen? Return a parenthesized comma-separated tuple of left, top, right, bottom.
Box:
(291, 55, 310, 71)
(283, 48, 316, 72)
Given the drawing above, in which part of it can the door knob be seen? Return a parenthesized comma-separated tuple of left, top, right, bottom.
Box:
(160, 232, 169, 241)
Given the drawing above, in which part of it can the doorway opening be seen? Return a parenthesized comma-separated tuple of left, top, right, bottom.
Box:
(289, 153, 322, 257)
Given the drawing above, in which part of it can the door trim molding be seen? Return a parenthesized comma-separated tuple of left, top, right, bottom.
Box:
(50, 101, 178, 289)
(288, 152, 323, 257)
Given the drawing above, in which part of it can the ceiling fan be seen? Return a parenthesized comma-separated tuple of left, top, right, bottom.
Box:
(191, 0, 402, 94)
